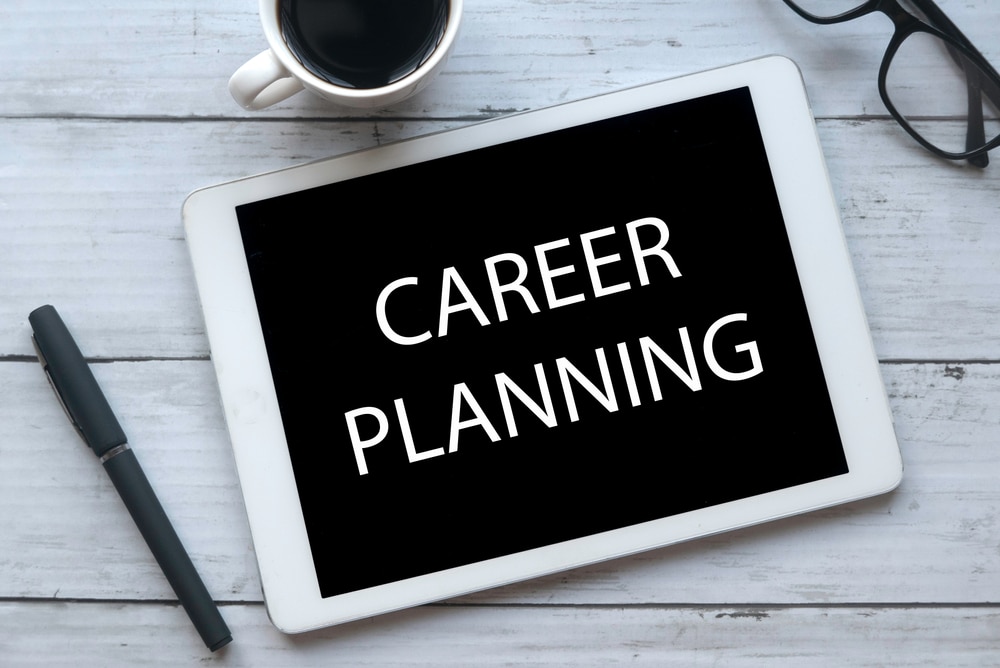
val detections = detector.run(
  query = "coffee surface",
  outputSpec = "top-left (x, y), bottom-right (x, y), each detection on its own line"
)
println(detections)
top-left (281, 0), bottom-right (449, 90)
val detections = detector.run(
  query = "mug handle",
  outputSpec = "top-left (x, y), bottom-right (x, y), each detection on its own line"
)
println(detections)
top-left (229, 50), bottom-right (305, 110)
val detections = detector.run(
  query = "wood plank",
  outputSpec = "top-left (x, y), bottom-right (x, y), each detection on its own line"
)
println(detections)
top-left (2, 1), bottom-right (997, 119)
top-left (2, 118), bottom-right (998, 360)
top-left (4, 2), bottom-right (997, 665)
top-left (0, 117), bottom-right (383, 359)
top-left (2, 360), bottom-right (997, 604)
top-left (1, 601), bottom-right (998, 666)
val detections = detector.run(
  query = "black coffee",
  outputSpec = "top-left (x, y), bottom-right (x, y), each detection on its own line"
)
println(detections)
top-left (280, 0), bottom-right (449, 90)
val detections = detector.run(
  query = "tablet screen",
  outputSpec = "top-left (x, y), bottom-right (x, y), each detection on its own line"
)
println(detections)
top-left (235, 86), bottom-right (849, 599)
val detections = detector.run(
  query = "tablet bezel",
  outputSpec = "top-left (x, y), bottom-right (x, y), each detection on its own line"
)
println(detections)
top-left (184, 55), bottom-right (902, 633)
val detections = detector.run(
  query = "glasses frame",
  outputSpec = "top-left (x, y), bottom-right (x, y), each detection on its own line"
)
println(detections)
top-left (783, 0), bottom-right (1000, 167)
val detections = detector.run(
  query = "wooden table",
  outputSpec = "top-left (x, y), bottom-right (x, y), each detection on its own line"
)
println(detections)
top-left (2, 1), bottom-right (998, 664)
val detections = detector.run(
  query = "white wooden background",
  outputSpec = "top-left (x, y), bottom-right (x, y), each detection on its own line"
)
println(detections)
top-left (2, 0), bottom-right (998, 665)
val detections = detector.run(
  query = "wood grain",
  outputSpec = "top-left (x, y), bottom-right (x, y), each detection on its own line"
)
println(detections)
top-left (1, 0), bottom-right (997, 663)
top-left (1, 602), bottom-right (998, 666)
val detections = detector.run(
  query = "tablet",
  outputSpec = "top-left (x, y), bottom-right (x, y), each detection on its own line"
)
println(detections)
top-left (184, 56), bottom-right (902, 634)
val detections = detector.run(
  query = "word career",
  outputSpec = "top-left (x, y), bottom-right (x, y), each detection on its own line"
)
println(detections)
top-left (375, 217), bottom-right (682, 345)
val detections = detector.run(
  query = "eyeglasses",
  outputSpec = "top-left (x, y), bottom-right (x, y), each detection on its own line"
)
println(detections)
top-left (782, 0), bottom-right (1000, 168)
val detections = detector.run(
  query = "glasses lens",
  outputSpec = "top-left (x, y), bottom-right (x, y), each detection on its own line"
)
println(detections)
top-left (786, 1), bottom-right (867, 19)
top-left (885, 31), bottom-right (1000, 156)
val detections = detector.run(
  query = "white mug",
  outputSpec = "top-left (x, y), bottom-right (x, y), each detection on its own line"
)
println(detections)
top-left (230, 0), bottom-right (463, 110)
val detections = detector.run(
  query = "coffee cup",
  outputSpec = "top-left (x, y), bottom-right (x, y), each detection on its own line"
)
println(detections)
top-left (230, 0), bottom-right (463, 110)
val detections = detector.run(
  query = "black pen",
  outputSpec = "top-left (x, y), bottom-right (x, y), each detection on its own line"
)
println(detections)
top-left (28, 305), bottom-right (232, 652)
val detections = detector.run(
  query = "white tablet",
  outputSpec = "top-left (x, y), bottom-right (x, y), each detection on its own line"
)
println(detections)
top-left (184, 56), bottom-right (902, 634)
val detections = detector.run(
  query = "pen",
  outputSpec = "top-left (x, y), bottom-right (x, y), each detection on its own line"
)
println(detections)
top-left (28, 305), bottom-right (233, 652)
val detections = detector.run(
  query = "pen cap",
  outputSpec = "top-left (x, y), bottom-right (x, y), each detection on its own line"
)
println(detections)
top-left (29, 305), bottom-right (128, 457)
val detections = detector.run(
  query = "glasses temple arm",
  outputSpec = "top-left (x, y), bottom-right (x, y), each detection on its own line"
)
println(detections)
top-left (937, 43), bottom-right (990, 167)
top-left (911, 0), bottom-right (996, 165)
top-left (909, 0), bottom-right (1000, 83)
top-left (963, 68), bottom-right (989, 167)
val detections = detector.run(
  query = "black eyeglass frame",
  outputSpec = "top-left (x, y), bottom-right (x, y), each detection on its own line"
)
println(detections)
top-left (782, 0), bottom-right (1000, 168)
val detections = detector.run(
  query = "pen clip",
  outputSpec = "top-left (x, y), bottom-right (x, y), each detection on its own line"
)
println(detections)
top-left (29, 304), bottom-right (128, 456)
top-left (32, 334), bottom-right (88, 446)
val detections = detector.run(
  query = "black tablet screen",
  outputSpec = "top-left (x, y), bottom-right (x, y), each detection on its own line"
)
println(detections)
top-left (236, 86), bottom-right (848, 598)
